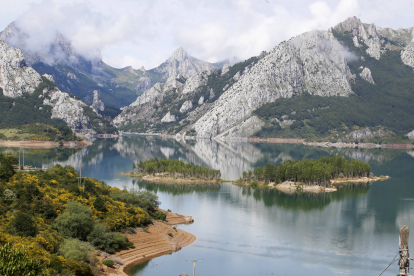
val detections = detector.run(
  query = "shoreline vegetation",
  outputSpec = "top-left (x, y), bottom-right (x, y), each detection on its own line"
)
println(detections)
top-left (127, 158), bottom-right (221, 184)
top-left (0, 152), bottom-right (196, 276)
top-left (232, 156), bottom-right (390, 193)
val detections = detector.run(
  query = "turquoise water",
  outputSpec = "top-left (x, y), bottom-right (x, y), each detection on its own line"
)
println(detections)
top-left (2, 135), bottom-right (414, 276)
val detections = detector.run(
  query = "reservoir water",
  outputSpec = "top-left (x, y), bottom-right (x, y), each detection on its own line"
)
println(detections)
top-left (2, 135), bottom-right (414, 276)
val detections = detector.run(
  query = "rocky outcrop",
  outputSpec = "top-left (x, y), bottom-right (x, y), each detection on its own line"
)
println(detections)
top-left (406, 130), bottom-right (414, 140)
top-left (401, 41), bottom-right (414, 69)
top-left (333, 17), bottom-right (382, 59)
top-left (194, 30), bottom-right (354, 138)
top-left (135, 77), bottom-right (152, 92)
top-left (198, 96), bottom-right (204, 105)
top-left (359, 67), bottom-right (375, 84)
top-left (221, 64), bottom-right (230, 75)
top-left (130, 83), bottom-right (162, 107)
top-left (179, 101), bottom-right (193, 113)
top-left (91, 90), bottom-right (105, 112)
top-left (154, 47), bottom-right (218, 78)
top-left (43, 87), bottom-right (96, 136)
top-left (161, 112), bottom-right (176, 123)
top-left (182, 71), bottom-right (209, 94)
top-left (346, 127), bottom-right (393, 140)
top-left (0, 39), bottom-right (42, 97)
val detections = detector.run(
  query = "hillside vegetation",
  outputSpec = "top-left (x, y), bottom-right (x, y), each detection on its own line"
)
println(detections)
top-left (0, 153), bottom-right (160, 275)
top-left (0, 123), bottom-right (83, 142)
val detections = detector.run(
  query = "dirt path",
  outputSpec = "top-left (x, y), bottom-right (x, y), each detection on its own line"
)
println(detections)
top-left (0, 140), bottom-right (92, 149)
top-left (100, 211), bottom-right (195, 276)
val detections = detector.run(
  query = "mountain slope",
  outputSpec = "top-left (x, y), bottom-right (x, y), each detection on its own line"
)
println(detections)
top-left (113, 17), bottom-right (414, 142)
top-left (0, 22), bottom-right (222, 110)
top-left (0, 39), bottom-right (115, 137)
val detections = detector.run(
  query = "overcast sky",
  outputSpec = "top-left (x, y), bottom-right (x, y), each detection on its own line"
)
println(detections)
top-left (1, 0), bottom-right (413, 70)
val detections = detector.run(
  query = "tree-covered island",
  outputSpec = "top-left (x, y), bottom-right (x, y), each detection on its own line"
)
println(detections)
top-left (127, 157), bottom-right (222, 183)
top-left (235, 156), bottom-right (389, 192)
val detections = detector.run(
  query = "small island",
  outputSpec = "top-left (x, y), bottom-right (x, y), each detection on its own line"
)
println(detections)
top-left (233, 156), bottom-right (390, 193)
top-left (124, 157), bottom-right (222, 183)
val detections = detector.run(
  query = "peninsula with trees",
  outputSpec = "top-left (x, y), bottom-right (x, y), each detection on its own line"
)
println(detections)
top-left (125, 157), bottom-right (222, 183)
top-left (235, 156), bottom-right (389, 192)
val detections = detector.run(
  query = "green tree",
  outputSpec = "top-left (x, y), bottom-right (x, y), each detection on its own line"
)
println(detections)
top-left (0, 243), bottom-right (47, 276)
top-left (0, 153), bottom-right (15, 182)
top-left (54, 202), bottom-right (94, 240)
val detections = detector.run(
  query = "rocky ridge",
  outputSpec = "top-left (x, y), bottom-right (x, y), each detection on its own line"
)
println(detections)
top-left (193, 30), bottom-right (354, 138)
top-left (0, 38), bottom-right (100, 137)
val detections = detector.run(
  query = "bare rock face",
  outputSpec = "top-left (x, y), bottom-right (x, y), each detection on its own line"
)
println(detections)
top-left (135, 77), bottom-right (152, 92)
top-left (406, 130), bottom-right (414, 140)
top-left (0, 39), bottom-right (42, 97)
top-left (130, 83), bottom-right (162, 107)
top-left (179, 100), bottom-right (193, 113)
top-left (215, 116), bottom-right (265, 139)
top-left (221, 64), bottom-right (230, 75)
top-left (333, 17), bottom-right (382, 60)
top-left (43, 87), bottom-right (96, 136)
top-left (346, 127), bottom-right (393, 140)
top-left (194, 30), bottom-right (354, 138)
top-left (154, 47), bottom-right (218, 78)
top-left (359, 67), bottom-right (375, 84)
top-left (91, 90), bottom-right (105, 112)
top-left (401, 41), bottom-right (414, 69)
top-left (182, 71), bottom-right (209, 94)
top-left (198, 96), bottom-right (204, 105)
top-left (161, 111), bottom-right (176, 123)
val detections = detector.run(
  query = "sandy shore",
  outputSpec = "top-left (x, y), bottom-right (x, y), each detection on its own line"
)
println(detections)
top-left (233, 176), bottom-right (390, 193)
top-left (122, 172), bottom-right (221, 184)
top-left (99, 210), bottom-right (195, 276)
top-left (0, 140), bottom-right (92, 149)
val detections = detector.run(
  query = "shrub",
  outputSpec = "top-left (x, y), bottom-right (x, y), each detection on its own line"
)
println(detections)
top-left (369, 172), bottom-right (374, 177)
top-left (338, 173), bottom-right (345, 178)
top-left (54, 202), bottom-right (94, 240)
top-left (88, 223), bottom-right (130, 253)
top-left (10, 211), bottom-right (37, 237)
top-left (168, 233), bottom-right (173, 237)
top-left (3, 189), bottom-right (16, 204)
top-left (103, 259), bottom-right (114, 267)
top-left (59, 239), bottom-right (94, 263)
top-left (93, 196), bottom-right (107, 212)
top-left (42, 202), bottom-right (58, 220)
top-left (153, 210), bottom-right (166, 221)
top-left (251, 181), bottom-right (259, 187)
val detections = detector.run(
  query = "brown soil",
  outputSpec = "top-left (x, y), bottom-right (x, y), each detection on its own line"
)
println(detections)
top-left (0, 140), bottom-right (92, 149)
top-left (122, 173), bottom-right (220, 184)
top-left (99, 210), bottom-right (195, 276)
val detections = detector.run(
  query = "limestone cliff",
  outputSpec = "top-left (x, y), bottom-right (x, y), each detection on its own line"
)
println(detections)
top-left (193, 30), bottom-right (354, 138)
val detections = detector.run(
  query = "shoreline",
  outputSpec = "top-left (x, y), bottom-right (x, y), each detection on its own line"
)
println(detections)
top-left (99, 210), bottom-right (195, 276)
top-left (122, 133), bottom-right (414, 149)
top-left (0, 140), bottom-right (92, 149)
top-left (233, 176), bottom-right (390, 193)
top-left (122, 172), bottom-right (221, 184)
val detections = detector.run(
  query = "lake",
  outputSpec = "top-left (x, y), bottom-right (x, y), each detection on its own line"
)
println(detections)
top-left (2, 135), bottom-right (414, 276)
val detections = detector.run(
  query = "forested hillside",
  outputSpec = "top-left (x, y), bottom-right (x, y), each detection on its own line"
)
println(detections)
top-left (0, 153), bottom-right (161, 275)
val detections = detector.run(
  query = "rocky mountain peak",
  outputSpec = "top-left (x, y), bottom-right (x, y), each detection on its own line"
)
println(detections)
top-left (169, 47), bottom-right (188, 62)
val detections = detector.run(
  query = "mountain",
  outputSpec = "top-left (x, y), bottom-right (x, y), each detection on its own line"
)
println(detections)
top-left (114, 17), bottom-right (414, 143)
top-left (0, 22), bottom-right (222, 110)
top-left (0, 39), bottom-right (115, 137)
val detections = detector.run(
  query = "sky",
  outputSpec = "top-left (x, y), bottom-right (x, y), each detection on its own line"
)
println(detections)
top-left (0, 0), bottom-right (413, 70)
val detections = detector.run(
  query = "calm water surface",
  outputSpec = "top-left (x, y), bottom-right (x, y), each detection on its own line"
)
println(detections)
top-left (2, 135), bottom-right (414, 276)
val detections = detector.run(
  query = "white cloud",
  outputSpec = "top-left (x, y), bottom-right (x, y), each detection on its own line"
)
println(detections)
top-left (0, 0), bottom-right (413, 69)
